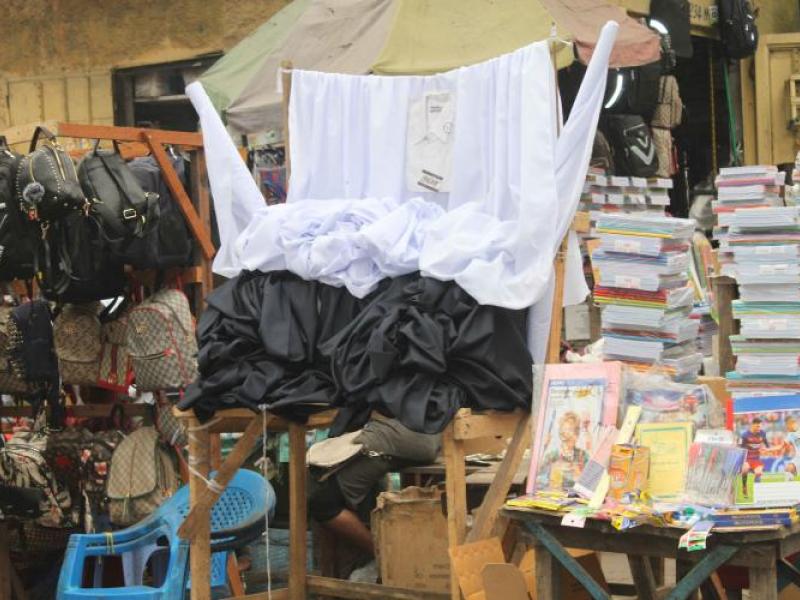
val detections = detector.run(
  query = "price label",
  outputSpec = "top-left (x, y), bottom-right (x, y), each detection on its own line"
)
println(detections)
top-left (628, 194), bottom-right (646, 205)
top-left (614, 275), bottom-right (642, 289)
top-left (630, 177), bottom-right (647, 188)
top-left (610, 176), bottom-right (630, 187)
top-left (594, 175), bottom-right (608, 187)
top-left (760, 264), bottom-right (790, 275)
top-left (607, 193), bottom-right (625, 205)
top-left (591, 193), bottom-right (606, 205)
top-left (613, 239), bottom-right (642, 254)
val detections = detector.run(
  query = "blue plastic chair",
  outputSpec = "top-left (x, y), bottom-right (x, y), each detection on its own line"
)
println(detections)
top-left (57, 469), bottom-right (276, 599)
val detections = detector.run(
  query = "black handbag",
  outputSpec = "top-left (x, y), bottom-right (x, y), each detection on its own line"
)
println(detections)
top-left (36, 211), bottom-right (126, 303)
top-left (604, 115), bottom-right (659, 178)
top-left (78, 142), bottom-right (160, 256)
top-left (0, 138), bottom-right (37, 281)
top-left (718, 0), bottom-right (758, 59)
top-left (121, 155), bottom-right (193, 269)
top-left (16, 127), bottom-right (87, 223)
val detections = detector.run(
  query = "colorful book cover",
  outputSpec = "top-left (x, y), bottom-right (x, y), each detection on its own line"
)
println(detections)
top-left (634, 421), bottom-right (693, 499)
top-left (527, 362), bottom-right (622, 495)
top-left (733, 394), bottom-right (800, 507)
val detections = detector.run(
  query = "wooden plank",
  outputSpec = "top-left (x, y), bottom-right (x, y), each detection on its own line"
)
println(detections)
top-left (546, 235), bottom-right (569, 363)
top-left (57, 122), bottom-right (202, 147)
top-left (533, 539), bottom-right (561, 600)
top-left (573, 211), bottom-right (591, 234)
top-left (42, 79), bottom-right (68, 123)
top-left (443, 423), bottom-right (467, 600)
top-left (188, 416), bottom-right (212, 600)
top-left (452, 409), bottom-right (523, 441)
top-left (740, 57), bottom-right (757, 165)
top-left (172, 409), bottom-right (337, 434)
top-left (628, 554), bottom-right (658, 600)
top-left (8, 81), bottom-right (43, 127)
top-left (288, 422), bottom-right (308, 600)
top-left (465, 413), bottom-right (531, 543)
top-left (224, 589), bottom-right (289, 600)
top-left (145, 133), bottom-right (216, 260)
top-left (711, 276), bottom-right (738, 376)
top-left (226, 554), bottom-right (245, 597)
top-left (749, 563), bottom-right (778, 600)
top-left (281, 60), bottom-right (293, 185)
top-left (306, 576), bottom-right (450, 600)
top-left (65, 77), bottom-right (91, 124)
top-left (179, 417), bottom-right (264, 540)
top-left (190, 148), bottom-right (213, 315)
top-left (754, 35), bottom-right (773, 164)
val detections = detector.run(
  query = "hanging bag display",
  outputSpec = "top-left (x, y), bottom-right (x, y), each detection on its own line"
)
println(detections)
top-left (604, 115), bottom-right (660, 178)
top-left (78, 141), bottom-right (160, 256)
top-left (15, 126), bottom-right (87, 223)
top-left (0, 139), bottom-right (37, 281)
top-left (127, 288), bottom-right (197, 391)
top-left (7, 299), bottom-right (59, 385)
top-left (106, 426), bottom-right (178, 526)
top-left (53, 303), bottom-right (102, 386)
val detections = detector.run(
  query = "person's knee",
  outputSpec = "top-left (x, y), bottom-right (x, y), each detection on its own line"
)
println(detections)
top-left (309, 480), bottom-right (345, 523)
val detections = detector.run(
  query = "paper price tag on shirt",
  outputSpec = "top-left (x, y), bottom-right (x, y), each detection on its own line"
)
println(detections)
top-left (613, 239), bottom-right (642, 254)
top-left (614, 275), bottom-right (642, 289)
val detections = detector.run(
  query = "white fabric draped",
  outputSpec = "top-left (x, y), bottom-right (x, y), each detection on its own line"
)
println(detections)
top-left (187, 21), bottom-right (617, 360)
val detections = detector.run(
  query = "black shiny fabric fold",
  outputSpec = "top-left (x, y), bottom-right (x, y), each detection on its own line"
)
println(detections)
top-left (178, 271), bottom-right (532, 433)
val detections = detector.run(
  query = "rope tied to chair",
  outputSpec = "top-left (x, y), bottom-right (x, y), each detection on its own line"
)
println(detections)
top-left (186, 455), bottom-right (225, 495)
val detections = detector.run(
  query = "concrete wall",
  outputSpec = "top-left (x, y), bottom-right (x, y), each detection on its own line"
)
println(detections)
top-left (0, 0), bottom-right (290, 130)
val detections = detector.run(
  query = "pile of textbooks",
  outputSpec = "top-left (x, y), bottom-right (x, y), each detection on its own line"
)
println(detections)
top-left (581, 170), bottom-right (672, 223)
top-left (712, 166), bottom-right (800, 397)
top-left (592, 213), bottom-right (702, 380)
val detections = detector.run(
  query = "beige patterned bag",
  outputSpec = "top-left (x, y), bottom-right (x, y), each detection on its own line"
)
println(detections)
top-left (127, 289), bottom-right (197, 391)
top-left (53, 303), bottom-right (102, 386)
top-left (106, 426), bottom-right (179, 526)
top-left (97, 308), bottom-right (134, 393)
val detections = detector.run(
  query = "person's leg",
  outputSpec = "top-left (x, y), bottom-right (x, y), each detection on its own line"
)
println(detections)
top-left (321, 508), bottom-right (375, 555)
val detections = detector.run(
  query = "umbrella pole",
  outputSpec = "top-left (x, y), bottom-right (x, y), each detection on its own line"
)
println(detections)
top-left (281, 59), bottom-right (293, 187)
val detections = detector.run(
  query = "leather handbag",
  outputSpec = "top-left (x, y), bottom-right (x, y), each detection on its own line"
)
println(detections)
top-left (78, 142), bottom-right (160, 256)
top-left (106, 426), bottom-right (178, 527)
top-left (127, 289), bottom-right (198, 391)
top-left (15, 127), bottom-right (87, 223)
top-left (53, 303), bottom-right (102, 386)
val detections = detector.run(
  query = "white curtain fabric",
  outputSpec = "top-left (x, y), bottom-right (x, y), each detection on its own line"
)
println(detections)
top-left (188, 21), bottom-right (617, 359)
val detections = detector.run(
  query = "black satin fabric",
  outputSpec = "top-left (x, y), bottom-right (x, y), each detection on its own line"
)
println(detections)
top-left (178, 271), bottom-right (533, 433)
top-left (178, 271), bottom-right (364, 422)
top-left (321, 274), bottom-right (532, 435)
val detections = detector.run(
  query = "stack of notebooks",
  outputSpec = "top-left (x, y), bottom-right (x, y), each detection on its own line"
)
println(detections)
top-left (580, 170), bottom-right (672, 224)
top-left (711, 166), bottom-right (800, 397)
top-left (592, 213), bottom-right (702, 380)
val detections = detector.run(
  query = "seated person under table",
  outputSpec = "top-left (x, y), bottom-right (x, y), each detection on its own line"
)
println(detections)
top-left (308, 417), bottom-right (440, 577)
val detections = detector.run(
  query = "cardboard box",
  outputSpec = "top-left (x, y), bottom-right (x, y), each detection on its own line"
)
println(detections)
top-left (608, 444), bottom-right (650, 501)
top-left (371, 486), bottom-right (450, 592)
top-left (450, 537), bottom-right (607, 600)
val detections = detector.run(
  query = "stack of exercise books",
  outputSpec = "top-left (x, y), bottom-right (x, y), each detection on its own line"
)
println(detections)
top-left (711, 166), bottom-right (800, 397)
top-left (580, 170), bottom-right (672, 224)
top-left (592, 213), bottom-right (702, 380)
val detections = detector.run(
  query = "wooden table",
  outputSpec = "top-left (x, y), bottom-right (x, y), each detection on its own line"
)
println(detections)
top-left (503, 507), bottom-right (800, 600)
top-left (175, 406), bottom-right (531, 600)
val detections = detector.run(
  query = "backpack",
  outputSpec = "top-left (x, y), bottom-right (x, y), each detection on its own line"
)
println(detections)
top-left (97, 302), bottom-right (135, 393)
top-left (0, 139), bottom-right (38, 282)
top-left (43, 426), bottom-right (92, 514)
top-left (53, 303), bottom-right (102, 386)
top-left (78, 144), bottom-right (160, 257)
top-left (604, 115), bottom-right (660, 178)
top-left (122, 155), bottom-right (194, 269)
top-left (604, 63), bottom-right (662, 120)
top-left (127, 289), bottom-right (198, 391)
top-left (36, 211), bottom-right (127, 303)
top-left (0, 306), bottom-right (30, 395)
top-left (719, 0), bottom-right (758, 59)
top-left (81, 428), bottom-right (126, 519)
top-left (15, 127), bottom-right (87, 223)
top-left (106, 426), bottom-right (178, 526)
top-left (0, 416), bottom-right (75, 528)
top-left (7, 300), bottom-right (59, 385)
